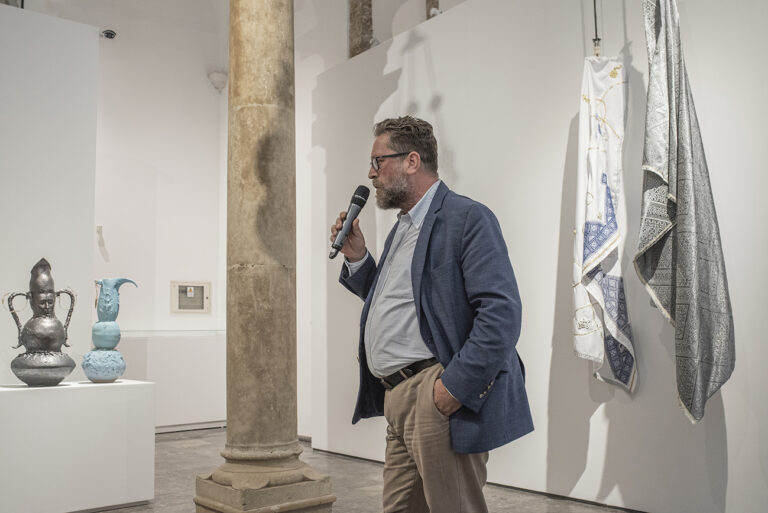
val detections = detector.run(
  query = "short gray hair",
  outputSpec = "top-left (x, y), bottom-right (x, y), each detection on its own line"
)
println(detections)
top-left (373, 116), bottom-right (438, 174)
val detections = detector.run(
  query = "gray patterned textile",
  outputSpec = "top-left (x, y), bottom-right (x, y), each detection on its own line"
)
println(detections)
top-left (636, 0), bottom-right (734, 422)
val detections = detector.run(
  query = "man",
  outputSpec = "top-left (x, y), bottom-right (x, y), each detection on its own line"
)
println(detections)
top-left (330, 116), bottom-right (533, 513)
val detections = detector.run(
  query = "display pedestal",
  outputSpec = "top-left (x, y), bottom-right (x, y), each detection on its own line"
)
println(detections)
top-left (0, 379), bottom-right (155, 513)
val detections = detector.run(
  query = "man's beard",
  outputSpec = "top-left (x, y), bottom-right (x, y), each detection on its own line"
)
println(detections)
top-left (375, 171), bottom-right (410, 210)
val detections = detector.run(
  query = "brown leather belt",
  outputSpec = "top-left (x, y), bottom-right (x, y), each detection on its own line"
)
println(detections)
top-left (380, 358), bottom-right (438, 390)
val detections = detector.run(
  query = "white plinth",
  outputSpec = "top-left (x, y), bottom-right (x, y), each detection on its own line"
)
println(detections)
top-left (0, 379), bottom-right (155, 513)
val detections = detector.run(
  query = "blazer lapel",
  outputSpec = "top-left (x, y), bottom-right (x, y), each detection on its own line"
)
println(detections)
top-left (412, 182), bottom-right (449, 318)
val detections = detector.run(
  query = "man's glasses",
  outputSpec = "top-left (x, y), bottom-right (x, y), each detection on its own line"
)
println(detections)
top-left (370, 152), bottom-right (409, 171)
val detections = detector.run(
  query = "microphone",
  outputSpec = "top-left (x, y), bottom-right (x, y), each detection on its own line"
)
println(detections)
top-left (329, 185), bottom-right (370, 259)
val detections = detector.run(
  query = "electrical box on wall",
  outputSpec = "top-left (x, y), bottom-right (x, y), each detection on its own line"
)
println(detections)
top-left (170, 281), bottom-right (211, 314)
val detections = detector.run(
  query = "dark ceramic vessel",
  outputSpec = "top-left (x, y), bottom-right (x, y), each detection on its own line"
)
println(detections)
top-left (6, 259), bottom-right (76, 386)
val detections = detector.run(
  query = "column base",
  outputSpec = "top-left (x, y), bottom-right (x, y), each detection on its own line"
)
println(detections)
top-left (194, 460), bottom-right (335, 513)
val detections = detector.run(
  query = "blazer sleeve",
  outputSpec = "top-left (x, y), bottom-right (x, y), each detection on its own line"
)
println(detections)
top-left (339, 253), bottom-right (377, 301)
top-left (439, 203), bottom-right (522, 414)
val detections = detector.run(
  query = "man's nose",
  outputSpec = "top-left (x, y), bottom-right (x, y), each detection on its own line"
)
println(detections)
top-left (368, 166), bottom-right (377, 179)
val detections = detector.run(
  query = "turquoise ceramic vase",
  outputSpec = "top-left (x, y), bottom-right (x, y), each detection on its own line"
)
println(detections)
top-left (82, 278), bottom-right (136, 383)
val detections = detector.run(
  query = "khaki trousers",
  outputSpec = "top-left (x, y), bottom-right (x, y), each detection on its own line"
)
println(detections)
top-left (382, 363), bottom-right (489, 513)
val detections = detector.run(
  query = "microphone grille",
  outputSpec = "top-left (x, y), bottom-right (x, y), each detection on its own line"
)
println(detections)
top-left (351, 185), bottom-right (370, 206)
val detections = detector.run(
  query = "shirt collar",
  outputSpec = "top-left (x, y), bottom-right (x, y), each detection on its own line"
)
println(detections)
top-left (398, 179), bottom-right (441, 229)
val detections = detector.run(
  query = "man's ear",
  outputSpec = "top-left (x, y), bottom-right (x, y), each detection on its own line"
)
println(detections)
top-left (404, 151), bottom-right (421, 175)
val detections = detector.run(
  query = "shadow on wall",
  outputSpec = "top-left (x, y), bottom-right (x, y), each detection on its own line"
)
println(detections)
top-left (546, 113), bottom-right (612, 494)
top-left (311, 37), bottom-right (401, 454)
top-left (395, 28), bottom-right (454, 186)
top-left (309, 17), bottom-right (454, 458)
top-left (94, 154), bottom-right (159, 330)
top-left (612, 13), bottom-right (729, 511)
top-left (376, 0), bottom-right (411, 44)
top-left (547, 3), bottom-right (729, 510)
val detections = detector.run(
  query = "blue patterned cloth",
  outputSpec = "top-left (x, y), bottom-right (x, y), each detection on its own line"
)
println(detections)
top-left (573, 56), bottom-right (637, 391)
top-left (583, 174), bottom-right (619, 266)
top-left (588, 268), bottom-right (635, 386)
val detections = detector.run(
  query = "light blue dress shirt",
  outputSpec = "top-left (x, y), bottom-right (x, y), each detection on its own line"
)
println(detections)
top-left (346, 180), bottom-right (442, 378)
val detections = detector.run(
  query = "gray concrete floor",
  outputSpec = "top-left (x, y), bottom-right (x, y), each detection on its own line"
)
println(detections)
top-left (108, 428), bottom-right (634, 513)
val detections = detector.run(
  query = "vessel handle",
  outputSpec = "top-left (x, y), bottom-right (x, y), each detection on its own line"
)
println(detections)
top-left (7, 292), bottom-right (28, 348)
top-left (57, 289), bottom-right (76, 347)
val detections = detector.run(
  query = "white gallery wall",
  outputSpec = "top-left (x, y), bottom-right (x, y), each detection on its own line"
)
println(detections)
top-left (295, 0), bottom-right (468, 436)
top-left (7, 0), bottom-right (466, 434)
top-left (372, 0), bottom-right (467, 43)
top-left (19, 0), bottom-right (230, 429)
top-left (4, 0), bottom-right (767, 510)
top-left (294, 0), bottom-right (349, 441)
top-left (308, 0), bottom-right (768, 512)
top-left (25, 0), bottom-right (230, 333)
top-left (0, 5), bottom-right (98, 384)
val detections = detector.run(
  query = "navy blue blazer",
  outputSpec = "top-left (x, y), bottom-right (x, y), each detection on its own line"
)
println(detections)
top-left (340, 182), bottom-right (534, 454)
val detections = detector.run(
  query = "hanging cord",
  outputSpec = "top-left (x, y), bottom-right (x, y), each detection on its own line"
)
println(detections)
top-left (592, 0), bottom-right (601, 56)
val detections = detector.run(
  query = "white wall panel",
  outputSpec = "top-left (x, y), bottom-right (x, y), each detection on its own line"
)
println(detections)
top-left (0, 5), bottom-right (98, 385)
top-left (26, 0), bottom-right (229, 332)
top-left (309, 0), bottom-right (768, 511)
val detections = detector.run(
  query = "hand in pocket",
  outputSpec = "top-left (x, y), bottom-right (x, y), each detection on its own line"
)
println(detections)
top-left (433, 378), bottom-right (461, 417)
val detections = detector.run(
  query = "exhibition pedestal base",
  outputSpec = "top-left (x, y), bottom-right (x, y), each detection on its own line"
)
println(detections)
top-left (0, 379), bottom-right (155, 513)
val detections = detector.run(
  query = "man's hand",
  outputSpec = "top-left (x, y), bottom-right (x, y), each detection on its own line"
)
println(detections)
top-left (330, 211), bottom-right (367, 262)
top-left (433, 378), bottom-right (462, 417)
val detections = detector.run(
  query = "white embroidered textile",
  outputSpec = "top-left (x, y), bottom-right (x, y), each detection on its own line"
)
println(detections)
top-left (573, 56), bottom-right (636, 391)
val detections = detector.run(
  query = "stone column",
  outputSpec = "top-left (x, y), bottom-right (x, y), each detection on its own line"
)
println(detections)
top-left (348, 0), bottom-right (373, 58)
top-left (427, 0), bottom-right (440, 19)
top-left (194, 1), bottom-right (334, 512)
